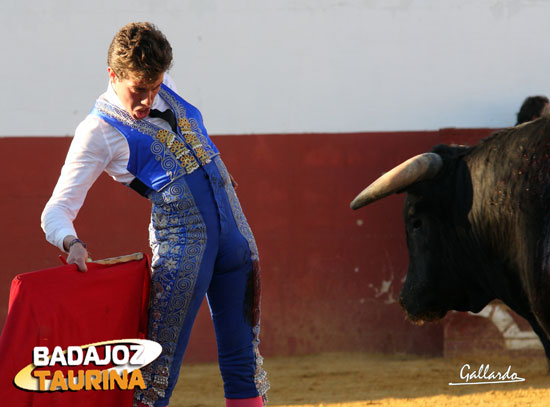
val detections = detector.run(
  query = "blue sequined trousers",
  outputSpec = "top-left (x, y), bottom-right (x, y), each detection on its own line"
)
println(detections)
top-left (133, 156), bottom-right (269, 406)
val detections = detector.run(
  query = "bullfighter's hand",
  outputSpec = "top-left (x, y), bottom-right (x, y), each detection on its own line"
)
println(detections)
top-left (63, 235), bottom-right (89, 273)
top-left (67, 243), bottom-right (88, 272)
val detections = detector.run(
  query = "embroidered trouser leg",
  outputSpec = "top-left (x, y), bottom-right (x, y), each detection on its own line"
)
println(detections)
top-left (207, 158), bottom-right (269, 401)
top-left (207, 216), bottom-right (259, 399)
top-left (134, 171), bottom-right (219, 406)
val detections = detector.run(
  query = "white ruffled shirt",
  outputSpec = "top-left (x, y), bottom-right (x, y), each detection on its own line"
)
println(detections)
top-left (41, 74), bottom-right (179, 251)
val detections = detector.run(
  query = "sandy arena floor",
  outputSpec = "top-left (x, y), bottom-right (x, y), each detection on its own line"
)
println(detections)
top-left (170, 352), bottom-right (550, 407)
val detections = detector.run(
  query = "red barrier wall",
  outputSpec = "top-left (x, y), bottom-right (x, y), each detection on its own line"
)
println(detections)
top-left (0, 129), bottom-right (494, 362)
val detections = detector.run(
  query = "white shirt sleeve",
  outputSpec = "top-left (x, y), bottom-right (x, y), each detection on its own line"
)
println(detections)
top-left (41, 116), bottom-right (114, 251)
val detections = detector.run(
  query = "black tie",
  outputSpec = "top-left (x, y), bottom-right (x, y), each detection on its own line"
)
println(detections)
top-left (150, 108), bottom-right (178, 133)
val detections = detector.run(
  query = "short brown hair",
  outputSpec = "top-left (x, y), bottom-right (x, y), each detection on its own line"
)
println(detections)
top-left (108, 22), bottom-right (173, 82)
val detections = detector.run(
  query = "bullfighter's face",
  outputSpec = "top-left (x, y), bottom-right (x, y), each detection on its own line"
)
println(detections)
top-left (108, 68), bottom-right (164, 120)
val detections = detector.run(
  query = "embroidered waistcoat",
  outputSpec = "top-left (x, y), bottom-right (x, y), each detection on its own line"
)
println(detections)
top-left (91, 84), bottom-right (219, 192)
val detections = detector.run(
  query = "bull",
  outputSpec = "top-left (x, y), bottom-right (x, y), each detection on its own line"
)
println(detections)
top-left (350, 119), bottom-right (550, 367)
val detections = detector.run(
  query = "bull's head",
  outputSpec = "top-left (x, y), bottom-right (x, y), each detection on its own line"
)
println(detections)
top-left (351, 150), bottom-right (489, 324)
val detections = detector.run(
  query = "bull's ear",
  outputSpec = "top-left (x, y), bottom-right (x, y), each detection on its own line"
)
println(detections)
top-left (350, 153), bottom-right (442, 210)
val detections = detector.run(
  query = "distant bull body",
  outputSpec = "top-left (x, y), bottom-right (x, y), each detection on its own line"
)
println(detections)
top-left (351, 118), bottom-right (550, 365)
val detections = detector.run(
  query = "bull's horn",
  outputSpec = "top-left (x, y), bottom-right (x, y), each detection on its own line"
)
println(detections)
top-left (350, 152), bottom-right (443, 210)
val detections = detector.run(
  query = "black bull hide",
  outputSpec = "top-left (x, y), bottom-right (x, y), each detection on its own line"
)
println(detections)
top-left (353, 118), bottom-right (550, 367)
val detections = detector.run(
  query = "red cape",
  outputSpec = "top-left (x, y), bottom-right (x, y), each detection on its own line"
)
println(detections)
top-left (0, 256), bottom-right (151, 407)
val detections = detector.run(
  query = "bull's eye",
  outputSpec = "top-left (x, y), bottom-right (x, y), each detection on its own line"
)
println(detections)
top-left (412, 219), bottom-right (422, 229)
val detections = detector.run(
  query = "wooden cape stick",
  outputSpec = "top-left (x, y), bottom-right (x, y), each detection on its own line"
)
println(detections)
top-left (91, 252), bottom-right (144, 265)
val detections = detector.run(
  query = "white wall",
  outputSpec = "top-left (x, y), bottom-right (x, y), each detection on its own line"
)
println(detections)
top-left (2, 0), bottom-right (550, 136)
